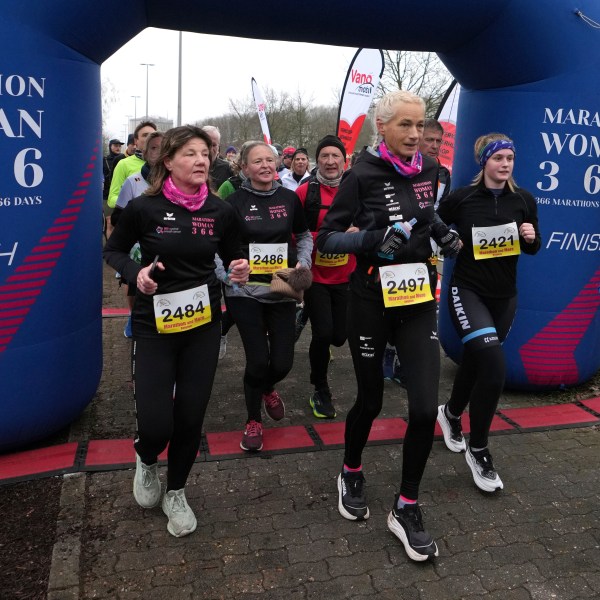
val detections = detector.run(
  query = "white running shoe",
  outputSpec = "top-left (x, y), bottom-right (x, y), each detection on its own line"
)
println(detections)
top-left (162, 489), bottom-right (197, 537)
top-left (133, 454), bottom-right (161, 508)
top-left (466, 447), bottom-right (504, 492)
top-left (437, 404), bottom-right (467, 453)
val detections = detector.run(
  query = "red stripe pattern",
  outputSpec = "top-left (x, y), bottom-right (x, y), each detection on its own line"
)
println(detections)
top-left (519, 268), bottom-right (600, 386)
top-left (0, 147), bottom-right (97, 354)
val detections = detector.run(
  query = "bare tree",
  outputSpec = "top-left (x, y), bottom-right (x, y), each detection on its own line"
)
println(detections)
top-left (378, 50), bottom-right (452, 116)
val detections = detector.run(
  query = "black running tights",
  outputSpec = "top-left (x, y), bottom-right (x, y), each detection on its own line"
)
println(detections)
top-left (132, 321), bottom-right (220, 491)
top-left (344, 292), bottom-right (439, 500)
top-left (226, 297), bottom-right (296, 422)
top-left (303, 282), bottom-right (349, 390)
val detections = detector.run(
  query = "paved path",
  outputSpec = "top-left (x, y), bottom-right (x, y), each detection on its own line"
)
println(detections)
top-left (10, 264), bottom-right (600, 599)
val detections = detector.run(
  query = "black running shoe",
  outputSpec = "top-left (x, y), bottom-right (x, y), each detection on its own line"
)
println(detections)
top-left (310, 388), bottom-right (336, 419)
top-left (387, 496), bottom-right (439, 562)
top-left (337, 471), bottom-right (369, 520)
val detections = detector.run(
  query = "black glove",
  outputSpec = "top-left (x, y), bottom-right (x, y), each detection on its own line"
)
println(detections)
top-left (438, 229), bottom-right (461, 258)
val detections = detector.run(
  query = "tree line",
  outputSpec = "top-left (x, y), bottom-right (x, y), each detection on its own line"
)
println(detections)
top-left (103, 51), bottom-right (452, 156)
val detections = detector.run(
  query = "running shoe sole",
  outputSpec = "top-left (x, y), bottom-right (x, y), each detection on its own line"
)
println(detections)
top-left (336, 474), bottom-right (369, 521)
top-left (387, 511), bottom-right (439, 562)
top-left (465, 450), bottom-right (504, 492)
top-left (437, 404), bottom-right (467, 453)
top-left (240, 440), bottom-right (263, 452)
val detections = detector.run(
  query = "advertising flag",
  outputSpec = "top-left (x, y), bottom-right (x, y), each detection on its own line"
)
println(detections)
top-left (337, 48), bottom-right (384, 160)
top-left (435, 80), bottom-right (461, 173)
top-left (251, 77), bottom-right (272, 144)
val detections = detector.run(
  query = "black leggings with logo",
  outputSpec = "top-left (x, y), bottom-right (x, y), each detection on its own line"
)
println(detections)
top-left (447, 286), bottom-right (516, 448)
top-left (344, 291), bottom-right (439, 500)
top-left (133, 320), bottom-right (221, 491)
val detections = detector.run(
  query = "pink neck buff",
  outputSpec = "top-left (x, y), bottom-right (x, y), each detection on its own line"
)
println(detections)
top-left (162, 175), bottom-right (208, 212)
top-left (377, 141), bottom-right (423, 178)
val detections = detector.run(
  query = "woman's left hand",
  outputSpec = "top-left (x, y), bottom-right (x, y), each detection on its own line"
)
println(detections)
top-left (228, 258), bottom-right (250, 285)
top-left (519, 222), bottom-right (536, 243)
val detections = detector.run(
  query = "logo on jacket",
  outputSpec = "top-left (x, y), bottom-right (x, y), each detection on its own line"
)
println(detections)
top-left (164, 212), bottom-right (176, 221)
top-left (250, 204), bottom-right (258, 211)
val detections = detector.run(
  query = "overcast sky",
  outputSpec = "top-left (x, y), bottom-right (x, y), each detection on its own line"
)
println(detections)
top-left (101, 28), bottom-right (358, 140)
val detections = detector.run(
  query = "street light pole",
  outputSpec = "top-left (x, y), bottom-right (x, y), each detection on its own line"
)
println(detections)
top-left (131, 95), bottom-right (140, 125)
top-left (177, 32), bottom-right (182, 127)
top-left (140, 63), bottom-right (155, 118)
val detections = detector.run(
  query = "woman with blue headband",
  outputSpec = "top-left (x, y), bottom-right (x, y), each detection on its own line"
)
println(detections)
top-left (436, 132), bottom-right (541, 492)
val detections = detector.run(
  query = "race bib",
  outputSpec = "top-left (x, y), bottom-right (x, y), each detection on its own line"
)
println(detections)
top-left (250, 243), bottom-right (288, 274)
top-left (153, 284), bottom-right (211, 334)
top-left (472, 222), bottom-right (520, 260)
top-left (315, 251), bottom-right (349, 267)
top-left (379, 263), bottom-right (433, 308)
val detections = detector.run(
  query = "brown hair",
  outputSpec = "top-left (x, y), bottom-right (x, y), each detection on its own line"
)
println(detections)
top-left (145, 126), bottom-right (213, 196)
top-left (472, 132), bottom-right (517, 191)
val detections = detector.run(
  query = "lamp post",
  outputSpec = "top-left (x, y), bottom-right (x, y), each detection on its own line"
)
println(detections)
top-left (140, 63), bottom-right (155, 118)
top-left (131, 95), bottom-right (140, 126)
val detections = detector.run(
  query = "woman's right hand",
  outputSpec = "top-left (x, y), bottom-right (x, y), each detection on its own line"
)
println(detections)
top-left (137, 261), bottom-right (164, 295)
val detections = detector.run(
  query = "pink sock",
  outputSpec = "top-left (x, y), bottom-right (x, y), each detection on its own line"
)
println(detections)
top-left (343, 464), bottom-right (362, 473)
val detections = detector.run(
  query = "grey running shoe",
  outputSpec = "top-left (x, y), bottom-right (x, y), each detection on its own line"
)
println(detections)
top-left (162, 488), bottom-right (197, 537)
top-left (133, 454), bottom-right (161, 508)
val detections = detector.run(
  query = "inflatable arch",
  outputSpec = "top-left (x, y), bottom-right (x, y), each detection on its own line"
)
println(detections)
top-left (1, 1), bottom-right (599, 450)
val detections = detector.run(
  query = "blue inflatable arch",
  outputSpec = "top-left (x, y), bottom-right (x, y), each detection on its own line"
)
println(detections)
top-left (1, 1), bottom-right (599, 451)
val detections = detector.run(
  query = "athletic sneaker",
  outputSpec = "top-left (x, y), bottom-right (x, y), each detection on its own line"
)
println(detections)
top-left (383, 346), bottom-right (395, 381)
top-left (466, 447), bottom-right (504, 492)
top-left (309, 388), bottom-right (336, 419)
top-left (437, 404), bottom-right (467, 453)
top-left (240, 420), bottom-right (263, 452)
top-left (133, 454), bottom-right (161, 509)
top-left (218, 335), bottom-right (227, 360)
top-left (124, 315), bottom-right (132, 338)
top-left (387, 496), bottom-right (439, 562)
top-left (337, 472), bottom-right (370, 520)
top-left (263, 390), bottom-right (285, 421)
top-left (162, 488), bottom-right (197, 537)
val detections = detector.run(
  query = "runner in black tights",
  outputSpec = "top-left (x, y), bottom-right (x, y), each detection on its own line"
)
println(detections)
top-left (317, 91), bottom-right (460, 562)
top-left (436, 132), bottom-right (540, 492)
top-left (103, 126), bottom-right (249, 538)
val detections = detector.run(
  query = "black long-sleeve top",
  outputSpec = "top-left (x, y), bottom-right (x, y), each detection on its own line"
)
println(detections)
top-left (103, 191), bottom-right (244, 337)
top-left (437, 182), bottom-right (541, 298)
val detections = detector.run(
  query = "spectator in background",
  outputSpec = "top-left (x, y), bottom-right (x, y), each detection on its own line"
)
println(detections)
top-left (420, 118), bottom-right (451, 208)
top-left (202, 125), bottom-right (233, 191)
top-left (108, 121), bottom-right (158, 209)
top-left (225, 146), bottom-right (238, 162)
top-left (280, 147), bottom-right (311, 191)
top-left (111, 133), bottom-right (137, 173)
top-left (103, 138), bottom-right (124, 201)
top-left (279, 146), bottom-right (295, 178)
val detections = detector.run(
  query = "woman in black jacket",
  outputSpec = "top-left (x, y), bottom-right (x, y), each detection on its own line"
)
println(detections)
top-left (104, 126), bottom-right (249, 538)
top-left (436, 132), bottom-right (540, 493)
top-left (317, 90), bottom-right (460, 562)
